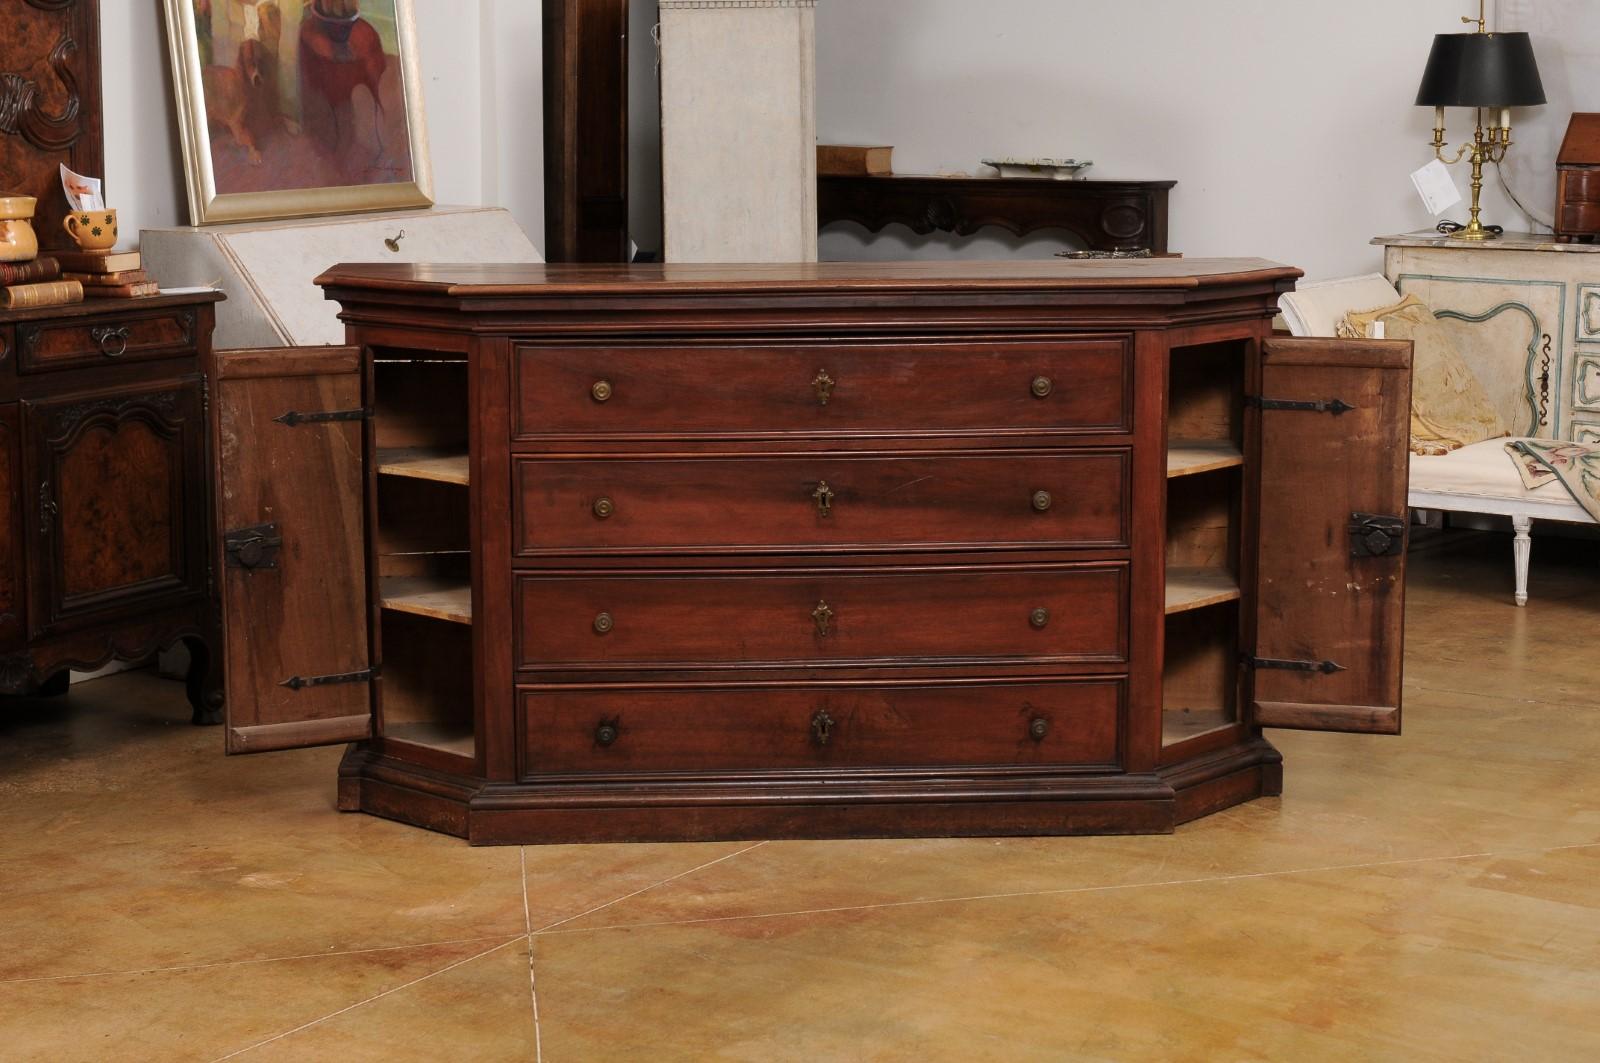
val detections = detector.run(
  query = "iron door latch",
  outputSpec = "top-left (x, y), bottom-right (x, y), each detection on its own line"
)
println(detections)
top-left (1244, 655), bottom-right (1347, 675)
top-left (1246, 395), bottom-right (1354, 415)
top-left (279, 667), bottom-right (379, 691)
top-left (224, 523), bottom-right (282, 569)
top-left (1348, 513), bottom-right (1406, 558)
top-left (273, 407), bottom-right (372, 427)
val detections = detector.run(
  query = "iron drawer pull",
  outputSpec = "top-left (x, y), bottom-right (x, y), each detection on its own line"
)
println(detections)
top-left (593, 612), bottom-right (614, 635)
top-left (595, 720), bottom-right (620, 747)
top-left (1029, 607), bottom-right (1050, 629)
top-left (1031, 375), bottom-right (1053, 398)
top-left (91, 326), bottom-right (129, 358)
top-left (1029, 717), bottom-right (1050, 742)
top-left (1031, 490), bottom-right (1053, 512)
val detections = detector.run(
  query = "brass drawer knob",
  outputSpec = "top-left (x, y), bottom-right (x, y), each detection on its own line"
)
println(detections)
top-left (1031, 490), bottom-right (1053, 512)
top-left (1029, 607), bottom-right (1050, 629)
top-left (595, 720), bottom-right (620, 747)
top-left (593, 612), bottom-right (614, 634)
top-left (812, 599), bottom-right (834, 637)
top-left (1031, 375), bottom-right (1053, 399)
top-left (811, 708), bottom-right (835, 746)
top-left (813, 369), bottom-right (836, 406)
top-left (1029, 716), bottom-right (1050, 742)
top-left (591, 379), bottom-right (614, 403)
top-left (593, 496), bottom-right (615, 520)
top-left (812, 480), bottom-right (835, 517)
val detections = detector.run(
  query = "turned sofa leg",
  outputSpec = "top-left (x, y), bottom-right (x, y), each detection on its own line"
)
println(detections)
top-left (1512, 514), bottom-right (1532, 607)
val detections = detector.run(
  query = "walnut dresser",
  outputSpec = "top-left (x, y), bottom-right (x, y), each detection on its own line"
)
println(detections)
top-left (213, 261), bottom-right (1413, 844)
top-left (0, 292), bottom-right (224, 718)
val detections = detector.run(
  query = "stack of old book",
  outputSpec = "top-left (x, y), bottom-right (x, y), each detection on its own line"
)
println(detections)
top-left (0, 255), bottom-right (83, 310)
top-left (59, 249), bottom-right (159, 300)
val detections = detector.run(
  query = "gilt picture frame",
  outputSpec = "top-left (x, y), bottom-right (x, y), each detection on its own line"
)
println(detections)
top-left (160, 0), bottom-right (433, 225)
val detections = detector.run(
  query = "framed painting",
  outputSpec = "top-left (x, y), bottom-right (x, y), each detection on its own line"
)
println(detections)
top-left (161, 0), bottom-right (433, 225)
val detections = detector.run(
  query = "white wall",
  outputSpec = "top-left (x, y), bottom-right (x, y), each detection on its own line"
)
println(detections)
top-left (1499, 0), bottom-right (1600, 229)
top-left (813, 0), bottom-right (1560, 281)
top-left (101, 0), bottom-right (543, 251)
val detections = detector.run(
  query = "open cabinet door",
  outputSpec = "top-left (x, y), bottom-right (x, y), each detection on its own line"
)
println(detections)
top-left (216, 347), bottom-right (372, 753)
top-left (1249, 337), bottom-right (1412, 735)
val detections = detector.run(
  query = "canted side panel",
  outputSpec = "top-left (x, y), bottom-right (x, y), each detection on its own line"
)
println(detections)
top-left (217, 349), bottom-right (372, 753)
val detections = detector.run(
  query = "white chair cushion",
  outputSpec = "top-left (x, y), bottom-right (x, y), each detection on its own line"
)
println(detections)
top-left (1410, 438), bottom-right (1592, 515)
top-left (1278, 274), bottom-right (1404, 338)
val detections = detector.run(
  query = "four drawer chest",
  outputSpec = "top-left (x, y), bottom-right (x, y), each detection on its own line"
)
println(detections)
top-left (214, 260), bottom-right (1413, 844)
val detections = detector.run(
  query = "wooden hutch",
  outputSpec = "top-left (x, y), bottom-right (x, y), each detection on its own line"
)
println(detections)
top-left (214, 260), bottom-right (1411, 844)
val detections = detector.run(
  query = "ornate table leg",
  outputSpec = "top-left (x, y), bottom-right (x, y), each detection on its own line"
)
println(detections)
top-left (183, 633), bottom-right (224, 725)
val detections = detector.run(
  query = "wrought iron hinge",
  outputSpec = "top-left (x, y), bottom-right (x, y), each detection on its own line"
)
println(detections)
top-left (280, 667), bottom-right (379, 691)
top-left (200, 374), bottom-right (211, 419)
top-left (273, 407), bottom-right (372, 427)
top-left (1348, 512), bottom-right (1406, 558)
top-left (38, 482), bottom-right (56, 536)
top-left (224, 522), bottom-right (282, 569)
top-left (1246, 396), bottom-right (1355, 415)
top-left (1244, 655), bottom-right (1347, 675)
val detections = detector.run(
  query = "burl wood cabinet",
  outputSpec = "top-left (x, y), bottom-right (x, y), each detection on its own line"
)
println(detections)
top-left (0, 292), bottom-right (223, 717)
top-left (216, 261), bottom-right (1412, 844)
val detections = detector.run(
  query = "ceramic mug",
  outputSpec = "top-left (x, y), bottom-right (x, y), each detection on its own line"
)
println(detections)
top-left (0, 195), bottom-right (39, 263)
top-left (63, 208), bottom-right (118, 251)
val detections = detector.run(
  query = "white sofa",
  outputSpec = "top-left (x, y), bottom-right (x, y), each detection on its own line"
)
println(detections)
top-left (1280, 274), bottom-right (1595, 607)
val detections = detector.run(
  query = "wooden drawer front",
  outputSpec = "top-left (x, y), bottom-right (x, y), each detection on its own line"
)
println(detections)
top-left (516, 451), bottom-right (1128, 557)
top-left (514, 338), bottom-right (1130, 441)
top-left (516, 563), bottom-right (1127, 670)
top-left (522, 678), bottom-right (1124, 775)
top-left (16, 307), bottom-right (198, 372)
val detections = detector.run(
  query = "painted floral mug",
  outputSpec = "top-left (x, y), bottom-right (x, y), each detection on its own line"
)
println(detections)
top-left (0, 195), bottom-right (39, 263)
top-left (63, 208), bottom-right (118, 251)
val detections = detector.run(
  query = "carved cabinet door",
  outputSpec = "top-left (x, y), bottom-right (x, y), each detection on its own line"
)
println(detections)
top-left (22, 378), bottom-right (208, 639)
top-left (1249, 338), bottom-right (1413, 735)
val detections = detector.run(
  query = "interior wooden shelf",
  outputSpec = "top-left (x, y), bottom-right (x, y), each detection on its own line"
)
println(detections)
top-left (1161, 708), bottom-right (1235, 746)
top-left (376, 448), bottom-right (470, 486)
top-left (1165, 567), bottom-right (1241, 615)
top-left (383, 721), bottom-right (475, 758)
top-left (1167, 440), bottom-right (1244, 478)
top-left (380, 576), bottom-right (472, 624)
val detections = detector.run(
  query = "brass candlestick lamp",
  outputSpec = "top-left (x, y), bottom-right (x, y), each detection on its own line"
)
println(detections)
top-left (1415, 1), bottom-right (1546, 240)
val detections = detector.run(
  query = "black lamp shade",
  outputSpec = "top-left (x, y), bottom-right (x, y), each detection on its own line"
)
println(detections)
top-left (1416, 32), bottom-right (1546, 107)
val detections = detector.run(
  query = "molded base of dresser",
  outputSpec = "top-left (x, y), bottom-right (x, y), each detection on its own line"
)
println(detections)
top-left (336, 737), bottom-right (1283, 845)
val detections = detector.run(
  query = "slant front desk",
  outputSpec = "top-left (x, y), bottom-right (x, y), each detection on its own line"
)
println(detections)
top-left (214, 260), bottom-right (1413, 844)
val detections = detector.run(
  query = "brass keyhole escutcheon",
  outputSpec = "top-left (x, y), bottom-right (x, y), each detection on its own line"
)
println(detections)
top-left (591, 379), bottom-right (614, 403)
top-left (811, 708), bottom-right (835, 746)
top-left (593, 496), bottom-right (615, 520)
top-left (1031, 490), bottom-right (1053, 512)
top-left (383, 229), bottom-right (406, 252)
top-left (813, 369), bottom-right (836, 406)
top-left (812, 599), bottom-right (834, 637)
top-left (1029, 607), bottom-right (1050, 629)
top-left (812, 480), bottom-right (835, 517)
top-left (1031, 375), bottom-right (1053, 399)
top-left (593, 612), bottom-right (614, 634)
top-left (1029, 716), bottom-right (1050, 742)
top-left (595, 720), bottom-right (620, 747)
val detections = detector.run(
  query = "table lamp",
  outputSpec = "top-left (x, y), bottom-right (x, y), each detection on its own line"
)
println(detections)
top-left (1415, 2), bottom-right (1545, 240)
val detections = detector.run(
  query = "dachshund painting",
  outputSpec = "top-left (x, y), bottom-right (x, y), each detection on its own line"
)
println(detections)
top-left (299, 0), bottom-right (391, 163)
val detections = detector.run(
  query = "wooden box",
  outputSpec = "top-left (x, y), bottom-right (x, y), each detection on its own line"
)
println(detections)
top-left (1555, 113), bottom-right (1600, 243)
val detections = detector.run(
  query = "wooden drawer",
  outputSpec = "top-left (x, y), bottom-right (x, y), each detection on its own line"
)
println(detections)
top-left (16, 306), bottom-right (198, 373)
top-left (521, 678), bottom-right (1123, 775)
top-left (515, 450), bottom-right (1129, 557)
top-left (515, 563), bottom-right (1127, 670)
top-left (514, 338), bottom-right (1130, 441)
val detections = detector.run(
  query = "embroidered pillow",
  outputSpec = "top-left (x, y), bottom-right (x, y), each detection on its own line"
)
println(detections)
top-left (1341, 294), bottom-right (1508, 455)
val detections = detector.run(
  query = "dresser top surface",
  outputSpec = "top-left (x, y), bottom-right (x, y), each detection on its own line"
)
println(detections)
top-left (0, 290), bottom-right (225, 324)
top-left (1373, 230), bottom-right (1600, 254)
top-left (315, 258), bottom-right (1301, 298)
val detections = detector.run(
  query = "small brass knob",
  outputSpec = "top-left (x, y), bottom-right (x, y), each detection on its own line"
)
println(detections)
top-left (1031, 490), bottom-right (1053, 512)
top-left (593, 612), bottom-right (614, 634)
top-left (1029, 607), bottom-right (1050, 629)
top-left (1029, 716), bottom-right (1050, 742)
top-left (591, 380), bottom-right (614, 403)
top-left (595, 720), bottom-right (620, 747)
top-left (1031, 375), bottom-right (1053, 399)
top-left (593, 496), bottom-right (615, 519)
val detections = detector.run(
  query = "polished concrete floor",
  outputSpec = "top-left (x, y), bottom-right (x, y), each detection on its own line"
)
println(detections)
top-left (2, 529), bottom-right (1598, 1062)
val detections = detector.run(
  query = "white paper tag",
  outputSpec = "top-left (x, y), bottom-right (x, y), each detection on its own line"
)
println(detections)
top-left (1410, 159), bottom-right (1461, 216)
top-left (60, 163), bottom-right (104, 212)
